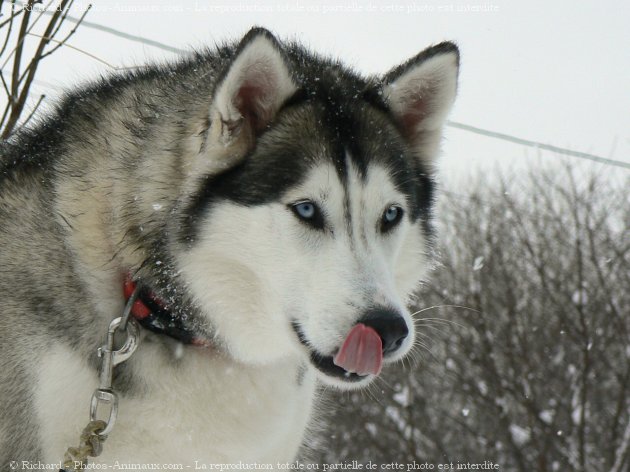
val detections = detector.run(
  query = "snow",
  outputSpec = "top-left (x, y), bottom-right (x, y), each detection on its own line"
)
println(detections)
top-left (539, 410), bottom-right (554, 424)
top-left (571, 288), bottom-right (589, 305)
top-left (571, 404), bottom-right (582, 426)
top-left (509, 424), bottom-right (531, 446)
top-left (174, 342), bottom-right (184, 359)
top-left (393, 386), bottom-right (410, 407)
top-left (473, 256), bottom-right (485, 271)
top-left (364, 423), bottom-right (377, 437)
top-left (551, 349), bottom-right (565, 365)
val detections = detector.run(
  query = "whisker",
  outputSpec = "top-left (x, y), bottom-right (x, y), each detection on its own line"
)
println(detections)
top-left (415, 323), bottom-right (452, 338)
top-left (414, 331), bottom-right (435, 340)
top-left (406, 347), bottom-right (423, 368)
top-left (365, 382), bottom-right (383, 404)
top-left (411, 340), bottom-right (440, 364)
top-left (410, 304), bottom-right (480, 317)
top-left (379, 374), bottom-right (395, 390)
top-left (415, 317), bottom-right (468, 330)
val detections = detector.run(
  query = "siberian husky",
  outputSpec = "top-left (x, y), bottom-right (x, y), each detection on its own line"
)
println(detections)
top-left (0, 28), bottom-right (459, 468)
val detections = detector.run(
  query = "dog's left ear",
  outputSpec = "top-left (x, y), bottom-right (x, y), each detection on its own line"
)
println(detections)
top-left (382, 42), bottom-right (459, 162)
top-left (211, 28), bottom-right (297, 148)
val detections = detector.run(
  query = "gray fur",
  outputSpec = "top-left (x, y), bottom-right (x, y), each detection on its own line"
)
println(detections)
top-left (0, 28), bottom-right (458, 465)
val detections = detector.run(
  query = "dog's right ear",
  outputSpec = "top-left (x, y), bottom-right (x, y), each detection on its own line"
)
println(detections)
top-left (210, 28), bottom-right (297, 149)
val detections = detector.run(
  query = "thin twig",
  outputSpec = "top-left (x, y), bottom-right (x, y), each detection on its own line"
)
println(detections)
top-left (0, 1), bottom-right (18, 58)
top-left (610, 418), bottom-right (630, 472)
top-left (9, 0), bottom-right (32, 98)
top-left (16, 0), bottom-right (63, 86)
top-left (2, 0), bottom-right (67, 138)
top-left (1, 0), bottom-right (51, 70)
top-left (39, 1), bottom-right (90, 60)
top-left (0, 69), bottom-right (10, 98)
top-left (46, 0), bottom-right (72, 39)
top-left (26, 32), bottom-right (142, 71)
top-left (0, 82), bottom-right (10, 126)
top-left (0, 2), bottom-right (24, 29)
top-left (13, 91), bottom-right (44, 130)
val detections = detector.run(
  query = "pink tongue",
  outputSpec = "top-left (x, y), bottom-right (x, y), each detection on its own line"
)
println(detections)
top-left (333, 324), bottom-right (383, 376)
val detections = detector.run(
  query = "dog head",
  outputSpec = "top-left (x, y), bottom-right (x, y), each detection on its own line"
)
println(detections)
top-left (175, 28), bottom-right (459, 388)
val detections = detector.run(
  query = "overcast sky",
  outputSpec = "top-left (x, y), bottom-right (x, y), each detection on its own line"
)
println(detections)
top-left (12, 0), bottom-right (630, 181)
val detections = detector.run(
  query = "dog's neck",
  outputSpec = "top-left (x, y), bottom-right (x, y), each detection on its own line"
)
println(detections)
top-left (123, 275), bottom-right (212, 348)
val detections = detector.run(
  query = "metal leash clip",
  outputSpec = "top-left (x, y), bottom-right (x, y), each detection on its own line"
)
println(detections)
top-left (61, 286), bottom-right (142, 471)
top-left (90, 313), bottom-right (140, 435)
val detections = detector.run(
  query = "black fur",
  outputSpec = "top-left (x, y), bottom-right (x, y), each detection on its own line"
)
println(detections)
top-left (180, 41), bottom-right (438, 244)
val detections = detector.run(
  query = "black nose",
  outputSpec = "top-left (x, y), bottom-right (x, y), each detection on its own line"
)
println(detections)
top-left (359, 308), bottom-right (409, 356)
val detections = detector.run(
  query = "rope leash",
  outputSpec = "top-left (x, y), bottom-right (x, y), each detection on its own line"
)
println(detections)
top-left (60, 287), bottom-right (141, 471)
top-left (60, 420), bottom-right (107, 469)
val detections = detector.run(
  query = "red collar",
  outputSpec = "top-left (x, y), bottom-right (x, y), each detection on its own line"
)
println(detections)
top-left (123, 275), bottom-right (211, 347)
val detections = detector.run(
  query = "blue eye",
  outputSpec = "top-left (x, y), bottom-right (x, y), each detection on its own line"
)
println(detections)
top-left (290, 200), bottom-right (324, 230)
top-left (381, 205), bottom-right (403, 232)
top-left (384, 206), bottom-right (399, 222)
top-left (295, 202), bottom-right (315, 219)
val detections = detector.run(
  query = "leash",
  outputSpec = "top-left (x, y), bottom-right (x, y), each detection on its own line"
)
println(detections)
top-left (59, 285), bottom-right (141, 471)
top-left (58, 275), bottom-right (212, 470)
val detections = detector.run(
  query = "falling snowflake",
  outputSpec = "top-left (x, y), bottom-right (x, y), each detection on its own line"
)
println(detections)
top-left (393, 386), bottom-right (410, 407)
top-left (473, 256), bottom-right (485, 271)
top-left (509, 424), bottom-right (531, 446)
top-left (539, 410), bottom-right (554, 424)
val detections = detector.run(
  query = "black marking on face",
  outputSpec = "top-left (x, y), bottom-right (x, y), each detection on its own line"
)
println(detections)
top-left (289, 200), bottom-right (326, 231)
top-left (296, 362), bottom-right (307, 387)
top-left (179, 143), bottom-right (311, 244)
top-left (381, 204), bottom-right (405, 234)
top-left (342, 149), bottom-right (354, 241)
top-left (180, 51), bottom-right (437, 245)
top-left (300, 88), bottom-right (430, 226)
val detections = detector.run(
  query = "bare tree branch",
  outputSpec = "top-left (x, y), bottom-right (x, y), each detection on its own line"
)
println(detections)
top-left (317, 164), bottom-right (628, 471)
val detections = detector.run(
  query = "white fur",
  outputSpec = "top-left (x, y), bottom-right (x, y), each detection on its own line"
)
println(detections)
top-left (30, 35), bottom-right (454, 467)
top-left (384, 50), bottom-right (459, 164)
top-left (36, 343), bottom-right (315, 466)
top-left (212, 34), bottom-right (297, 142)
top-left (179, 157), bottom-right (425, 390)
top-left (385, 51), bottom-right (458, 131)
top-left (36, 135), bottom-right (432, 469)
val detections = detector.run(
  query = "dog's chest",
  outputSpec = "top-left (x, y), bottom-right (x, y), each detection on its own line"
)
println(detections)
top-left (36, 343), bottom-right (316, 466)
